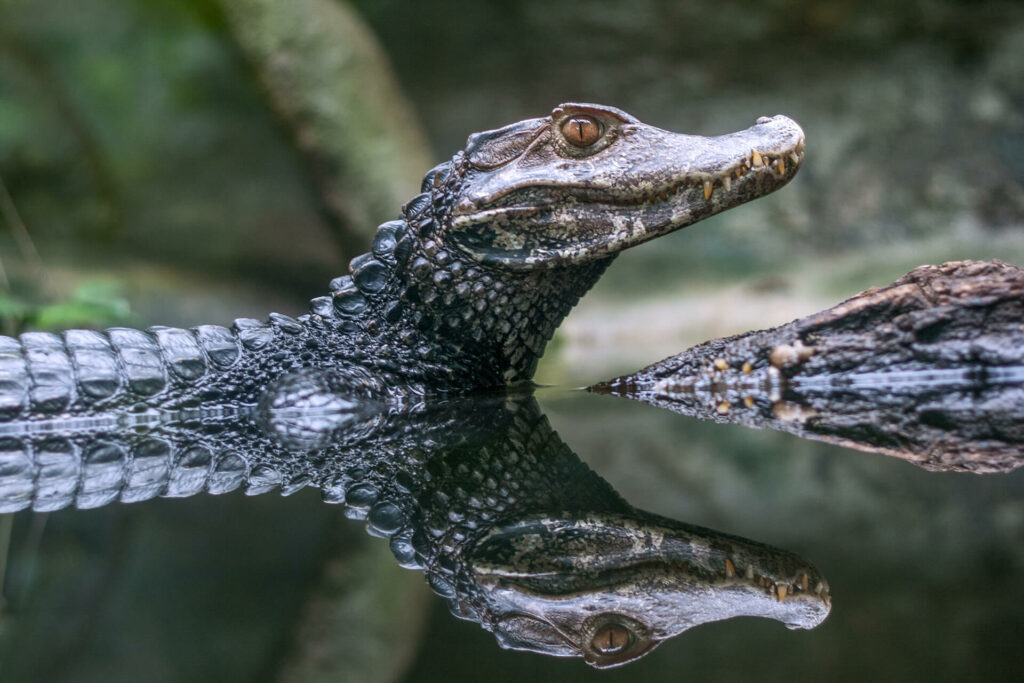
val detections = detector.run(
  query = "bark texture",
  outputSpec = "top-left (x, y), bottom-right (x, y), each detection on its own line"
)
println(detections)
top-left (593, 260), bottom-right (1024, 473)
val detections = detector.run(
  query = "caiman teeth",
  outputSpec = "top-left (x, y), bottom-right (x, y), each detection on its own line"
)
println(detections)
top-left (464, 134), bottom-right (805, 216)
top-left (594, 136), bottom-right (804, 206)
top-left (719, 557), bottom-right (827, 604)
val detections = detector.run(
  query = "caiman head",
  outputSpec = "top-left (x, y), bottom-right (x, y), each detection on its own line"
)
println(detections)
top-left (436, 102), bottom-right (805, 268)
top-left (342, 103), bottom-right (806, 387)
top-left (462, 512), bottom-right (830, 668)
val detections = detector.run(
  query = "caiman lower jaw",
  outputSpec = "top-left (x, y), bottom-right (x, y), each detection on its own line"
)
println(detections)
top-left (452, 143), bottom-right (803, 224)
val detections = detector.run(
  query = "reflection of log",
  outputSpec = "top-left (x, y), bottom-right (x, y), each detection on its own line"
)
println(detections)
top-left (218, 0), bottom-right (433, 255)
top-left (591, 260), bottom-right (1024, 473)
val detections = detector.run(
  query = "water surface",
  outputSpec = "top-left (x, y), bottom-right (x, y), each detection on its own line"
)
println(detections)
top-left (1, 384), bottom-right (1021, 681)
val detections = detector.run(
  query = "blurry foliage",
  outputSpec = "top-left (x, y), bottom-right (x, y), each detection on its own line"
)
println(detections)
top-left (0, 0), bottom-right (429, 308)
top-left (0, 279), bottom-right (131, 336)
top-left (0, 0), bottom-right (346, 289)
top-left (0, 0), bottom-right (1020, 302)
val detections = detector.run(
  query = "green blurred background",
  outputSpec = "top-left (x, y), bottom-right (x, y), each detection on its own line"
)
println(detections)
top-left (1, 0), bottom-right (1023, 681)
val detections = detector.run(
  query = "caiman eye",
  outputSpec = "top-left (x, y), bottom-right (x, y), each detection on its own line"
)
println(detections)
top-left (590, 622), bottom-right (634, 655)
top-left (561, 115), bottom-right (601, 147)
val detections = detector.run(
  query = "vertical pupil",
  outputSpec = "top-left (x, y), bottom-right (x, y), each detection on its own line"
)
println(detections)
top-left (593, 624), bottom-right (630, 653)
top-left (562, 116), bottom-right (599, 146)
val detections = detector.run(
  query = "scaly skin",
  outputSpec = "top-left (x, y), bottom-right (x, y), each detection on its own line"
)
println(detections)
top-left (0, 103), bottom-right (805, 430)
top-left (0, 371), bottom-right (830, 667)
top-left (591, 260), bottom-right (1024, 473)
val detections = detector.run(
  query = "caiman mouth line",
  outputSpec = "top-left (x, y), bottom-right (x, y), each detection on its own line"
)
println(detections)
top-left (475, 554), bottom-right (830, 606)
top-left (452, 130), bottom-right (806, 226)
top-left (577, 141), bottom-right (806, 207)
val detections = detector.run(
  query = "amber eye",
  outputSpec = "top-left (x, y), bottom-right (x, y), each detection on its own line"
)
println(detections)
top-left (590, 622), bottom-right (633, 655)
top-left (561, 115), bottom-right (601, 147)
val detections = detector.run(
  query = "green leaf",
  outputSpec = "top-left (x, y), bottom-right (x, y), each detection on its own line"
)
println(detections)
top-left (30, 280), bottom-right (132, 330)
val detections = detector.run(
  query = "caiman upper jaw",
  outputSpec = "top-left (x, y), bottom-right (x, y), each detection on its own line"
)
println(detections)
top-left (447, 103), bottom-right (806, 268)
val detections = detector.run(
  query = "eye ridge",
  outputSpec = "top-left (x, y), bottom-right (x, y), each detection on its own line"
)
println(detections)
top-left (561, 115), bottom-right (601, 147)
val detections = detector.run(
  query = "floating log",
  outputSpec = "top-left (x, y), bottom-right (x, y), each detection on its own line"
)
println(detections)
top-left (591, 260), bottom-right (1024, 473)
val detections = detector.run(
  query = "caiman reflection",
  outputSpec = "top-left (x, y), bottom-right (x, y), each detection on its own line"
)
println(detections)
top-left (0, 372), bottom-right (830, 668)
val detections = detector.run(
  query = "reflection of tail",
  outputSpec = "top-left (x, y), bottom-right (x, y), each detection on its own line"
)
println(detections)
top-left (592, 260), bottom-right (1024, 472)
top-left (0, 430), bottom-right (286, 514)
top-left (0, 368), bottom-right (394, 514)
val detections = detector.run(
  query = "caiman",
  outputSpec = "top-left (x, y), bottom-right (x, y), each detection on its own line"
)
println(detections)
top-left (0, 103), bottom-right (805, 428)
top-left (0, 370), bottom-right (830, 667)
top-left (591, 260), bottom-right (1024, 473)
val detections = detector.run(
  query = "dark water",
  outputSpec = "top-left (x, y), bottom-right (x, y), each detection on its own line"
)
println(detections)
top-left (1, 380), bottom-right (1022, 682)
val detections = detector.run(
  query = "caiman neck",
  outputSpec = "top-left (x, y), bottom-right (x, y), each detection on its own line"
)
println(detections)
top-left (302, 158), bottom-right (615, 389)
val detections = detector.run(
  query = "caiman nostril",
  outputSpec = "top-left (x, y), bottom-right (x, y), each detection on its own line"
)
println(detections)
top-left (756, 116), bottom-right (773, 124)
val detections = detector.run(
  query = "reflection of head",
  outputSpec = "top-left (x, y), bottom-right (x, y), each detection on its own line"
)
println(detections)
top-left (465, 513), bottom-right (830, 668)
top-left (255, 375), bottom-right (831, 668)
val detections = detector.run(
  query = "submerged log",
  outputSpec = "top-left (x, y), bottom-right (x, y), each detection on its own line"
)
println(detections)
top-left (591, 260), bottom-right (1024, 473)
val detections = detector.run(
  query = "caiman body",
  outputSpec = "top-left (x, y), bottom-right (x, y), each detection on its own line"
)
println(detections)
top-left (592, 260), bottom-right (1024, 473)
top-left (0, 104), bottom-right (822, 667)
top-left (0, 373), bottom-right (830, 667)
top-left (0, 103), bottom-right (804, 430)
